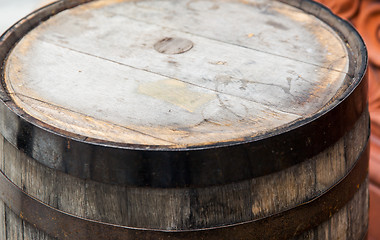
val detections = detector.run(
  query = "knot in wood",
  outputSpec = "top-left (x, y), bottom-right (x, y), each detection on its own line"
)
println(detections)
top-left (154, 37), bottom-right (194, 54)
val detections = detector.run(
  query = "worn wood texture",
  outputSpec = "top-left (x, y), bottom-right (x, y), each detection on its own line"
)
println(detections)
top-left (0, 181), bottom-right (369, 240)
top-left (0, 0), bottom-right (368, 239)
top-left (4, 0), bottom-right (350, 146)
top-left (293, 178), bottom-right (368, 240)
top-left (0, 110), bottom-right (369, 239)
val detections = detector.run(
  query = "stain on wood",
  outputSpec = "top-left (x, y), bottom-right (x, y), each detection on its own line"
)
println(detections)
top-left (154, 37), bottom-right (194, 54)
top-left (3, 0), bottom-right (350, 147)
top-left (0, 0), bottom-right (368, 239)
top-left (138, 78), bottom-right (216, 112)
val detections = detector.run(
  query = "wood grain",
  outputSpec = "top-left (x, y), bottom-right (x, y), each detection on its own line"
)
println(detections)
top-left (293, 178), bottom-right (368, 240)
top-left (4, 0), bottom-right (350, 146)
top-left (0, 0), bottom-right (368, 239)
top-left (0, 110), bottom-right (369, 235)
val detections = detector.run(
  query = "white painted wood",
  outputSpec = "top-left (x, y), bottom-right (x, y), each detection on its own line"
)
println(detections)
top-left (4, 0), bottom-right (350, 146)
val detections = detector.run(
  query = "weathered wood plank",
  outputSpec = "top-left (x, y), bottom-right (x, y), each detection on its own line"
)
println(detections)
top-left (4, 0), bottom-right (349, 146)
top-left (346, 178), bottom-right (369, 239)
top-left (345, 108), bottom-right (370, 168)
top-left (55, 173), bottom-right (86, 217)
top-left (315, 139), bottom-right (346, 191)
top-left (292, 178), bottom-right (368, 240)
top-left (22, 149), bottom-right (58, 208)
top-left (0, 110), bottom-right (368, 231)
top-left (0, 202), bottom-right (6, 240)
top-left (5, 206), bottom-right (23, 240)
top-left (23, 220), bottom-right (57, 240)
top-left (0, 0), bottom-right (368, 239)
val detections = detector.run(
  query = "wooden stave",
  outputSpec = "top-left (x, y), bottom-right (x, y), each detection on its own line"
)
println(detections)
top-left (0, 108), bottom-right (370, 233)
top-left (0, 182), bottom-right (369, 240)
top-left (0, 132), bottom-right (369, 239)
top-left (0, 0), bottom-right (370, 238)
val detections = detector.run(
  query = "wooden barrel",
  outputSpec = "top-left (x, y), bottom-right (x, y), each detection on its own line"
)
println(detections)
top-left (0, 0), bottom-right (368, 239)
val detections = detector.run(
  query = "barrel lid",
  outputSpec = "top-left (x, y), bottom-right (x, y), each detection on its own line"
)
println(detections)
top-left (3, 0), bottom-right (351, 148)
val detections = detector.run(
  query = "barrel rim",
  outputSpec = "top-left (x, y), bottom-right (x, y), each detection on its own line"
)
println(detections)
top-left (0, 0), bottom-right (369, 188)
top-left (0, 0), bottom-right (367, 151)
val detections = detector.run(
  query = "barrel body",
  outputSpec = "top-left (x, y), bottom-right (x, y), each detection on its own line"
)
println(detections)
top-left (0, 115), bottom-right (370, 240)
top-left (0, 0), bottom-right (368, 239)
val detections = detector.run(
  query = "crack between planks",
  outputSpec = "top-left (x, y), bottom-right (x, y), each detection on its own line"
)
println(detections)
top-left (109, 10), bottom-right (350, 75)
top-left (8, 92), bottom-right (177, 146)
top-left (42, 40), bottom-right (303, 119)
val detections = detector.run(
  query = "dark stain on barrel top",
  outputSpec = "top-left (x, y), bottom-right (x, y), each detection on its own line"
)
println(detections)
top-left (266, 20), bottom-right (289, 30)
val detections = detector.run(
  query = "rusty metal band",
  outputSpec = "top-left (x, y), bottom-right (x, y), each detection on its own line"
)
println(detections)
top-left (0, 145), bottom-right (369, 239)
top-left (0, 0), bottom-right (368, 188)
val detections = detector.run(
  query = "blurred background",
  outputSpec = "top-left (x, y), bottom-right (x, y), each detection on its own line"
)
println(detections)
top-left (0, 0), bottom-right (379, 239)
top-left (314, 1), bottom-right (380, 239)
top-left (0, 0), bottom-right (53, 34)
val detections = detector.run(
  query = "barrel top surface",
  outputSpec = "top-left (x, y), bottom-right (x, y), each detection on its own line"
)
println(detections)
top-left (3, 0), bottom-right (350, 148)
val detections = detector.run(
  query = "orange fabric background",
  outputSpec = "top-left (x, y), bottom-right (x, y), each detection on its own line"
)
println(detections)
top-left (315, 0), bottom-right (379, 239)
